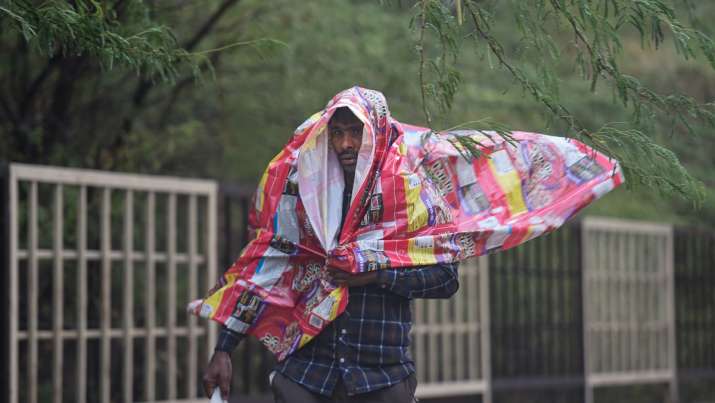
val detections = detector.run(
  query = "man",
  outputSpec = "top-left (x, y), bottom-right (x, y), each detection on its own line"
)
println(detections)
top-left (203, 106), bottom-right (459, 402)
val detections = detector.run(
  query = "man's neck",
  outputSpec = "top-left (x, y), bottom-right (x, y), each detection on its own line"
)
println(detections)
top-left (344, 170), bottom-right (355, 193)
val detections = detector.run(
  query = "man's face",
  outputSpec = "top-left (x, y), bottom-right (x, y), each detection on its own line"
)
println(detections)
top-left (328, 116), bottom-right (364, 174)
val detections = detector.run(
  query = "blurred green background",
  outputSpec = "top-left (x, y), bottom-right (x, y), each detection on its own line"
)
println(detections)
top-left (2, 0), bottom-right (713, 226)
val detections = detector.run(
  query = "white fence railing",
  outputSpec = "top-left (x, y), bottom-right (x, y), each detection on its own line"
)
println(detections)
top-left (6, 163), bottom-right (218, 403)
top-left (582, 217), bottom-right (678, 403)
top-left (4, 163), bottom-right (703, 403)
top-left (412, 256), bottom-right (492, 402)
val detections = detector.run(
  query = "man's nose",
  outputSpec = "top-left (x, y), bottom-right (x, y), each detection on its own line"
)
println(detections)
top-left (340, 135), bottom-right (355, 151)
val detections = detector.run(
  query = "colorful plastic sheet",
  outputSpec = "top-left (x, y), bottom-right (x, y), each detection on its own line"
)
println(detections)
top-left (188, 87), bottom-right (623, 361)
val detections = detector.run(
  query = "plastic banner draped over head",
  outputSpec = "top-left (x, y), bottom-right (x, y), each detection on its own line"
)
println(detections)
top-left (188, 86), bottom-right (624, 361)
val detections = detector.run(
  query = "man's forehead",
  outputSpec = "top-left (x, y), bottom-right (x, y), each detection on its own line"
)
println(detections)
top-left (328, 119), bottom-right (364, 129)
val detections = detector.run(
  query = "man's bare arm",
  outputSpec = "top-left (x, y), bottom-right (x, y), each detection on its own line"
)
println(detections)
top-left (202, 327), bottom-right (246, 399)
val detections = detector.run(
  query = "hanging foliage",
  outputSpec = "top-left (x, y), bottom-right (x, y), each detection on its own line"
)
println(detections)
top-left (410, 0), bottom-right (714, 202)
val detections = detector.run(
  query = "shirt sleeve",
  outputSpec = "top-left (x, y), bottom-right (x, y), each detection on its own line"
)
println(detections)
top-left (215, 326), bottom-right (246, 353)
top-left (213, 288), bottom-right (265, 353)
top-left (375, 262), bottom-right (459, 299)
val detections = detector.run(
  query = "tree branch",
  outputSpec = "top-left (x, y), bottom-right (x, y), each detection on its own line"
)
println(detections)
top-left (549, 0), bottom-right (715, 130)
top-left (0, 94), bottom-right (17, 125)
top-left (418, 0), bottom-right (433, 128)
top-left (465, 3), bottom-right (587, 139)
top-left (19, 55), bottom-right (61, 119)
top-left (40, 56), bottom-right (88, 162)
top-left (158, 49), bottom-right (224, 130)
top-left (184, 0), bottom-right (241, 52)
top-left (127, 0), bottom-right (241, 131)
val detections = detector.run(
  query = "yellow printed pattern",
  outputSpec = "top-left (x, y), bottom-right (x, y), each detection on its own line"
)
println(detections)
top-left (328, 287), bottom-right (345, 320)
top-left (407, 237), bottom-right (438, 265)
top-left (298, 334), bottom-right (313, 349)
top-left (404, 174), bottom-right (428, 232)
top-left (202, 285), bottom-right (228, 319)
top-left (488, 152), bottom-right (527, 216)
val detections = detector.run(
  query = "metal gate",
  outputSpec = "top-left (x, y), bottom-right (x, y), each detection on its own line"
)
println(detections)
top-left (582, 217), bottom-right (678, 403)
top-left (5, 163), bottom-right (218, 403)
top-left (412, 256), bottom-right (492, 402)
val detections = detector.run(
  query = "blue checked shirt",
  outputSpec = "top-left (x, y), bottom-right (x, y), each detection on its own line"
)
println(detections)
top-left (216, 263), bottom-right (459, 396)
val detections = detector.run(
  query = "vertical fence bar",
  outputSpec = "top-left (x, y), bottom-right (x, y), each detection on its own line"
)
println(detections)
top-left (665, 228), bottom-right (679, 403)
top-left (100, 188), bottom-right (112, 403)
top-left (455, 265), bottom-right (465, 381)
top-left (428, 299), bottom-right (438, 382)
top-left (602, 230), bottom-right (610, 373)
top-left (660, 235), bottom-right (667, 369)
top-left (606, 231), bottom-right (616, 374)
top-left (77, 185), bottom-right (87, 403)
top-left (493, 251), bottom-right (505, 378)
top-left (414, 301), bottom-right (425, 384)
top-left (573, 223), bottom-right (584, 379)
top-left (8, 168), bottom-right (18, 403)
top-left (708, 233), bottom-right (715, 373)
top-left (626, 233), bottom-right (636, 372)
top-left (582, 222), bottom-right (594, 403)
top-left (549, 231), bottom-right (559, 376)
top-left (528, 239), bottom-right (538, 375)
top-left (53, 185), bottom-right (64, 403)
top-left (540, 236), bottom-right (549, 376)
top-left (515, 247), bottom-right (526, 375)
top-left (709, 233), bottom-right (715, 371)
top-left (647, 236), bottom-right (655, 370)
top-left (187, 195), bottom-right (198, 399)
top-left (692, 233), bottom-right (700, 368)
top-left (28, 181), bottom-right (38, 403)
top-left (145, 192), bottom-right (156, 402)
top-left (206, 191), bottom-right (218, 353)
top-left (441, 294), bottom-right (451, 381)
top-left (639, 236), bottom-right (660, 369)
top-left (636, 234), bottom-right (645, 371)
top-left (469, 260), bottom-right (478, 380)
top-left (620, 232), bottom-right (629, 373)
top-left (167, 193), bottom-right (177, 400)
top-left (479, 256), bottom-right (492, 403)
top-left (122, 190), bottom-right (134, 403)
top-left (556, 229), bottom-right (566, 374)
top-left (701, 233), bottom-right (708, 368)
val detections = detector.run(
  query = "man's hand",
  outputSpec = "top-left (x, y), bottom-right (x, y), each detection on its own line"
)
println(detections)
top-left (326, 267), bottom-right (378, 287)
top-left (203, 351), bottom-right (232, 400)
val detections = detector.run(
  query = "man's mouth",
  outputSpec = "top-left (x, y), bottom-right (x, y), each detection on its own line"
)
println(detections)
top-left (339, 154), bottom-right (357, 165)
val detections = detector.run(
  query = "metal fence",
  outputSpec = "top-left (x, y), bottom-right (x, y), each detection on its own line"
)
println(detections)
top-left (3, 163), bottom-right (218, 403)
top-left (674, 226), bottom-right (715, 395)
top-left (221, 193), bottom-right (587, 402)
top-left (489, 223), bottom-right (584, 403)
top-left (3, 167), bottom-right (715, 403)
top-left (217, 182), bottom-right (715, 403)
top-left (581, 218), bottom-right (677, 403)
top-left (412, 256), bottom-right (492, 401)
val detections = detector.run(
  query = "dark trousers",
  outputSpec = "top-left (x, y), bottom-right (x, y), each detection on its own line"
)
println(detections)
top-left (270, 371), bottom-right (418, 403)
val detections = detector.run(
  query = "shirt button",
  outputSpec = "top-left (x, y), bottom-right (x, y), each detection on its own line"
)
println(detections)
top-left (339, 358), bottom-right (345, 363)
top-left (341, 329), bottom-right (347, 335)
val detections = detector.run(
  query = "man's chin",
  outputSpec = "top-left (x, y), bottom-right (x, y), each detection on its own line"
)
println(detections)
top-left (340, 163), bottom-right (357, 174)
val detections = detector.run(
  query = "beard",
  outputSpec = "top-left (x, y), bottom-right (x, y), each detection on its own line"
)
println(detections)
top-left (338, 151), bottom-right (357, 173)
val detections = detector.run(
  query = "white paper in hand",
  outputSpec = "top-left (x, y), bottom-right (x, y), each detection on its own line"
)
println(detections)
top-left (210, 387), bottom-right (227, 403)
